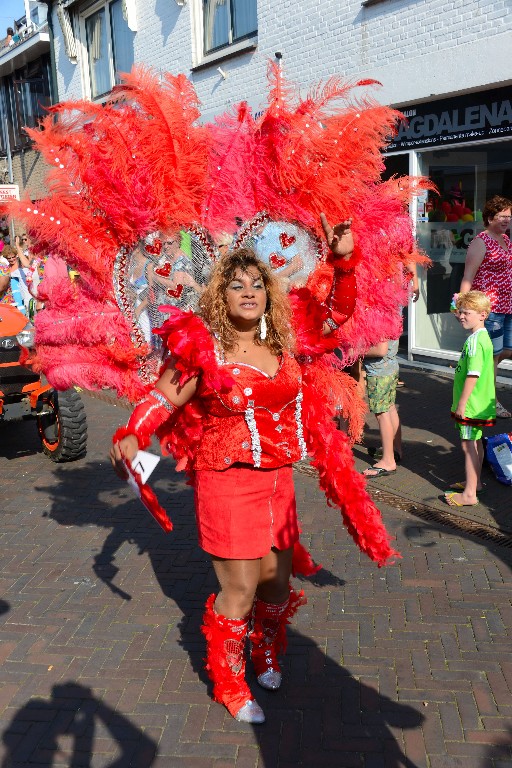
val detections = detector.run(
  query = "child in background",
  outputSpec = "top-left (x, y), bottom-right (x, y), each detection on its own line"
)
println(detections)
top-left (362, 338), bottom-right (402, 477)
top-left (0, 245), bottom-right (28, 313)
top-left (445, 290), bottom-right (496, 507)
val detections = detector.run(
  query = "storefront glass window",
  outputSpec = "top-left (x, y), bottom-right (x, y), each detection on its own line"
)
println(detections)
top-left (415, 142), bottom-right (512, 354)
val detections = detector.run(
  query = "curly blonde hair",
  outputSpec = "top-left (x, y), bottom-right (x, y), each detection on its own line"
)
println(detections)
top-left (456, 290), bottom-right (491, 316)
top-left (199, 248), bottom-right (294, 354)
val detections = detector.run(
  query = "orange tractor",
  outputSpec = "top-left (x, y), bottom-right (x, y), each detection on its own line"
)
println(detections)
top-left (0, 303), bottom-right (87, 461)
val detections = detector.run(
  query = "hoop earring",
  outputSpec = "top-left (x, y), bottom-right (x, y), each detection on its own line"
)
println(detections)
top-left (259, 314), bottom-right (267, 340)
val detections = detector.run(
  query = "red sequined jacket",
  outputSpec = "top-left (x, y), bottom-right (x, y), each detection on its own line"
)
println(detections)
top-left (193, 351), bottom-right (306, 470)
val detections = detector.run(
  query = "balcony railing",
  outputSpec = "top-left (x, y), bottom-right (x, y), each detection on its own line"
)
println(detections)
top-left (0, 22), bottom-right (50, 60)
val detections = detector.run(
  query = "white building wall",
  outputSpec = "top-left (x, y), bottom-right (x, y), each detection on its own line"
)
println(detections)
top-left (52, 0), bottom-right (512, 113)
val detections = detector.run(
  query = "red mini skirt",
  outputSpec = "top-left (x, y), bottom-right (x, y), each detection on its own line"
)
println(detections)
top-left (194, 464), bottom-right (299, 559)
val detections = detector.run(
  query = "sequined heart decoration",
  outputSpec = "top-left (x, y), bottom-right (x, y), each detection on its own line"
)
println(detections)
top-left (279, 232), bottom-right (296, 249)
top-left (167, 284), bottom-right (184, 299)
top-left (154, 261), bottom-right (172, 277)
top-left (269, 253), bottom-right (287, 269)
top-left (145, 239), bottom-right (162, 255)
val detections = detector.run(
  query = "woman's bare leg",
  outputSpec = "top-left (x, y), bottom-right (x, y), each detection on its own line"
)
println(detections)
top-left (211, 546), bottom-right (293, 617)
top-left (211, 557), bottom-right (261, 618)
top-left (257, 546), bottom-right (294, 604)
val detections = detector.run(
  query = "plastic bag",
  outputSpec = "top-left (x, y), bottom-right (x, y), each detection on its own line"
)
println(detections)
top-left (484, 433), bottom-right (512, 486)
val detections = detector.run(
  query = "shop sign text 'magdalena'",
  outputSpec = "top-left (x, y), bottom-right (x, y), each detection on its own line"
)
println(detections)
top-left (386, 86), bottom-right (512, 152)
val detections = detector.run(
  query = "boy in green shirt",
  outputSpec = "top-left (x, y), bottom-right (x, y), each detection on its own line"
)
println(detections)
top-left (446, 291), bottom-right (496, 507)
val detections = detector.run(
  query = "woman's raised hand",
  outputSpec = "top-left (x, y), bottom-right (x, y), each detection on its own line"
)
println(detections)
top-left (320, 213), bottom-right (354, 260)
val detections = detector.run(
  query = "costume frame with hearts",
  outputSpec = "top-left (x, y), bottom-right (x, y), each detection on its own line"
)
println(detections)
top-left (3, 63), bottom-right (431, 567)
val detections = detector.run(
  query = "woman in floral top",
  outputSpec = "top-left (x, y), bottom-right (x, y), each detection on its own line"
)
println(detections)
top-left (460, 195), bottom-right (512, 417)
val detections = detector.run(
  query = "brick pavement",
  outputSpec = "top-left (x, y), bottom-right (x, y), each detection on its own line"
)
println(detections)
top-left (0, 391), bottom-right (511, 767)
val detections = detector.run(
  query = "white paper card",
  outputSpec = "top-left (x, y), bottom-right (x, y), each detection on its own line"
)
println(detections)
top-left (129, 450), bottom-right (160, 484)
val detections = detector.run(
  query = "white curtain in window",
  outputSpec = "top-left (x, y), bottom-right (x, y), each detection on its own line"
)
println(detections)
top-left (204, 0), bottom-right (229, 52)
top-left (111, 0), bottom-right (135, 80)
top-left (86, 9), bottom-right (109, 98)
top-left (89, 13), bottom-right (102, 61)
top-left (122, 0), bottom-right (137, 32)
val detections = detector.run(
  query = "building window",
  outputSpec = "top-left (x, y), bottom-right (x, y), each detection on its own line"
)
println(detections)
top-left (413, 142), bottom-right (512, 355)
top-left (82, 0), bottom-right (134, 100)
top-left (203, 0), bottom-right (257, 55)
top-left (1, 56), bottom-right (52, 151)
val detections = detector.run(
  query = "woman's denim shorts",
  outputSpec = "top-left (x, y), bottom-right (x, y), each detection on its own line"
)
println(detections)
top-left (484, 312), bottom-right (512, 355)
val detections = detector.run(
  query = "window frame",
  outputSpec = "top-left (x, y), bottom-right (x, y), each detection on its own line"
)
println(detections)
top-left (78, 0), bottom-right (134, 102)
top-left (191, 0), bottom-right (257, 70)
top-left (1, 56), bottom-right (52, 151)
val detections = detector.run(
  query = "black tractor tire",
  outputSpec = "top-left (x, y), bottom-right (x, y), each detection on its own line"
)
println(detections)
top-left (37, 388), bottom-right (88, 462)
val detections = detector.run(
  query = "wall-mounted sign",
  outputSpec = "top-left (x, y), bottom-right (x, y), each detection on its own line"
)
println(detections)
top-left (387, 86), bottom-right (512, 152)
top-left (0, 184), bottom-right (20, 202)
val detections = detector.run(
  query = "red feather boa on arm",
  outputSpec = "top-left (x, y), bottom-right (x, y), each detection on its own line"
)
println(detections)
top-left (291, 269), bottom-right (398, 565)
top-left (301, 363), bottom-right (400, 566)
top-left (290, 285), bottom-right (366, 444)
top-left (154, 306), bottom-right (234, 391)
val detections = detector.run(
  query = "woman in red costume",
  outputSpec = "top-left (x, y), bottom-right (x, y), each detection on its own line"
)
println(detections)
top-left (110, 214), bottom-right (384, 723)
top-left (3, 64), bottom-right (424, 726)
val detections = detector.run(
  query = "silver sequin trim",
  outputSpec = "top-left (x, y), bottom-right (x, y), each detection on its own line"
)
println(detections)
top-left (244, 408), bottom-right (262, 468)
top-left (150, 389), bottom-right (177, 414)
top-left (233, 396), bottom-right (241, 404)
top-left (295, 391), bottom-right (307, 459)
top-left (244, 387), bottom-right (253, 396)
top-left (233, 368), bottom-right (241, 375)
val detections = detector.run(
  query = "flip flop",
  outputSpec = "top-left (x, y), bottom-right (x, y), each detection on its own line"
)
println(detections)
top-left (444, 492), bottom-right (479, 507)
top-left (448, 481), bottom-right (487, 493)
top-left (496, 401), bottom-right (511, 418)
top-left (362, 466), bottom-right (397, 478)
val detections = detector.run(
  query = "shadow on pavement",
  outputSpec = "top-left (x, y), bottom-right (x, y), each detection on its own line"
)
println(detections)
top-left (1, 682), bottom-right (157, 767)
top-left (36, 459), bottom-right (426, 766)
top-left (0, 419), bottom-right (43, 460)
top-left (483, 724), bottom-right (512, 763)
top-left (247, 627), bottom-right (425, 768)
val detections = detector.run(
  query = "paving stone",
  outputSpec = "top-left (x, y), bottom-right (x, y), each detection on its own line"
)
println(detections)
top-left (0, 388), bottom-right (511, 766)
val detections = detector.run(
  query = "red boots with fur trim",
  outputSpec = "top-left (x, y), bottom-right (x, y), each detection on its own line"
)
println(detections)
top-left (201, 587), bottom-right (305, 722)
top-left (201, 594), bottom-right (265, 723)
top-left (249, 587), bottom-right (306, 690)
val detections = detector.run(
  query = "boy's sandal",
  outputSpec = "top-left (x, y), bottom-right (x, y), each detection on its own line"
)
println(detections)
top-left (496, 401), bottom-right (511, 418)
top-left (362, 466), bottom-right (397, 477)
top-left (448, 481), bottom-right (487, 493)
top-left (443, 492), bottom-right (479, 507)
